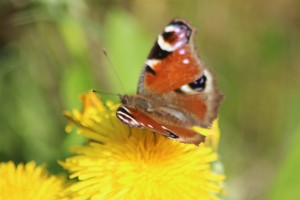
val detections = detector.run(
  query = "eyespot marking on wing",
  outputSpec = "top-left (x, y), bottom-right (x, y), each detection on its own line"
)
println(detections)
top-left (175, 75), bottom-right (207, 94)
top-left (156, 20), bottom-right (192, 53)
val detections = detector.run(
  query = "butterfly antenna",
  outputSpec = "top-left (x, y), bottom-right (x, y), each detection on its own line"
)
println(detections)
top-left (102, 49), bottom-right (126, 93)
top-left (91, 89), bottom-right (119, 97)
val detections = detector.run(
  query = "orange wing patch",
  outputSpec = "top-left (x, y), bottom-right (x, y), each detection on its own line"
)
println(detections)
top-left (145, 45), bottom-right (202, 93)
top-left (177, 95), bottom-right (207, 120)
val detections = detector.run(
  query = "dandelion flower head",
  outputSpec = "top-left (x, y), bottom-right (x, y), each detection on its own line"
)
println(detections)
top-left (61, 92), bottom-right (225, 200)
top-left (0, 161), bottom-right (66, 200)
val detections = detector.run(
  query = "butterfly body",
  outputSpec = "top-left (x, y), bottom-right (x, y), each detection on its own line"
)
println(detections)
top-left (117, 18), bottom-right (223, 145)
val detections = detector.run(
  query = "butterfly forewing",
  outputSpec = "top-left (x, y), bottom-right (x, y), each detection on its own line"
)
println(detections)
top-left (138, 19), bottom-right (204, 94)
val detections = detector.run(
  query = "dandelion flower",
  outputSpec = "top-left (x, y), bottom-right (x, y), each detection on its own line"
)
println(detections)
top-left (61, 92), bottom-right (225, 200)
top-left (0, 161), bottom-right (66, 200)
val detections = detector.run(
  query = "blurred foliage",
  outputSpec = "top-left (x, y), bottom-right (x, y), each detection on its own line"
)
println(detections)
top-left (0, 0), bottom-right (299, 199)
top-left (268, 124), bottom-right (300, 200)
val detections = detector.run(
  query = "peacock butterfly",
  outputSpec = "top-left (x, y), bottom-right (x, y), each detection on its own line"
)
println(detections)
top-left (116, 18), bottom-right (223, 145)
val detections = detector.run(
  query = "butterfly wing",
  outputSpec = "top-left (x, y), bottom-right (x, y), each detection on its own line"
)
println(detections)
top-left (137, 19), bottom-right (201, 94)
top-left (116, 106), bottom-right (205, 145)
top-left (117, 18), bottom-right (223, 145)
top-left (137, 18), bottom-right (223, 128)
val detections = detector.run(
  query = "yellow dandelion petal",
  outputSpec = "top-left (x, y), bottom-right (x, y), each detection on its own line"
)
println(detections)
top-left (192, 119), bottom-right (220, 149)
top-left (61, 92), bottom-right (226, 199)
top-left (0, 161), bottom-right (67, 200)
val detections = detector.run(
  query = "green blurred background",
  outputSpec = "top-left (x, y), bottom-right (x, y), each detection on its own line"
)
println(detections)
top-left (0, 0), bottom-right (299, 199)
